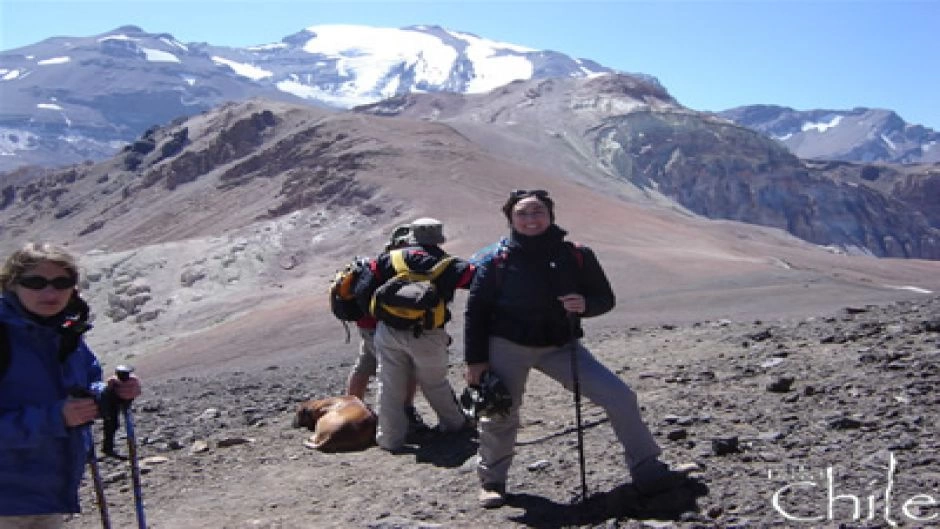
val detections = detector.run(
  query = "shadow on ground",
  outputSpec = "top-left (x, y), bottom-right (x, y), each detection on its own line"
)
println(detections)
top-left (392, 428), bottom-right (479, 468)
top-left (507, 476), bottom-right (710, 528)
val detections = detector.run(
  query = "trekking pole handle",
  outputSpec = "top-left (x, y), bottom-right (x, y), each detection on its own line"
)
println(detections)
top-left (115, 364), bottom-right (134, 382)
top-left (114, 365), bottom-right (136, 406)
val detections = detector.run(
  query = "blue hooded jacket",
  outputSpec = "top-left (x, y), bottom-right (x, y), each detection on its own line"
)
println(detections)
top-left (0, 294), bottom-right (104, 515)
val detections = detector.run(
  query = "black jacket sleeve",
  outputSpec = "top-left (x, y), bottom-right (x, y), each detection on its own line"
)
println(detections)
top-left (576, 245), bottom-right (615, 318)
top-left (463, 257), bottom-right (497, 365)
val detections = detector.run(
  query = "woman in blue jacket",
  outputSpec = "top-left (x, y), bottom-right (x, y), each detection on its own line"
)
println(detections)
top-left (0, 243), bottom-right (140, 528)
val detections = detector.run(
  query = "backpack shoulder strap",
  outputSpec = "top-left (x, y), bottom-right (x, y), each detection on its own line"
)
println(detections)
top-left (427, 256), bottom-right (456, 280)
top-left (389, 249), bottom-right (455, 281)
top-left (389, 249), bottom-right (409, 275)
top-left (565, 241), bottom-right (584, 269)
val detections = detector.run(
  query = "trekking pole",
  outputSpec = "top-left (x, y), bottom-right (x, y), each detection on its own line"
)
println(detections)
top-left (567, 314), bottom-right (588, 503)
top-left (70, 388), bottom-right (111, 529)
top-left (115, 365), bottom-right (147, 529)
top-left (86, 428), bottom-right (113, 529)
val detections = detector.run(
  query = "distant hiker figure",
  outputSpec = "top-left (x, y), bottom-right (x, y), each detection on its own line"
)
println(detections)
top-left (464, 190), bottom-right (685, 509)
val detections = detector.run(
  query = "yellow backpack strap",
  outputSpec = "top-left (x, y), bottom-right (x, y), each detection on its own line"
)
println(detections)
top-left (428, 256), bottom-right (455, 280)
top-left (389, 250), bottom-right (454, 281)
top-left (389, 249), bottom-right (409, 274)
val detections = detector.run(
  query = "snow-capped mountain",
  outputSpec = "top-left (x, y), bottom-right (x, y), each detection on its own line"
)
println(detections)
top-left (230, 24), bottom-right (617, 107)
top-left (718, 105), bottom-right (940, 164)
top-left (0, 24), bottom-right (625, 171)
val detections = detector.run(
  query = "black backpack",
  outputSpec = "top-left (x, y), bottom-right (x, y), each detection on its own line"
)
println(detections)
top-left (369, 249), bottom-right (455, 334)
top-left (327, 257), bottom-right (372, 343)
top-left (329, 257), bottom-right (370, 322)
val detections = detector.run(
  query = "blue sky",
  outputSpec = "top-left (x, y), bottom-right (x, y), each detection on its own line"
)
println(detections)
top-left (2, 0), bottom-right (938, 129)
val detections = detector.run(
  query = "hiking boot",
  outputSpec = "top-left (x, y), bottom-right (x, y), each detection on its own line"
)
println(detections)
top-left (631, 457), bottom-right (685, 497)
top-left (478, 483), bottom-right (506, 509)
top-left (101, 441), bottom-right (126, 460)
top-left (405, 405), bottom-right (431, 434)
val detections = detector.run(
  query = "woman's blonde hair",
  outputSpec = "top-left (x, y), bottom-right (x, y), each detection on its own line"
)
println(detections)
top-left (0, 243), bottom-right (80, 292)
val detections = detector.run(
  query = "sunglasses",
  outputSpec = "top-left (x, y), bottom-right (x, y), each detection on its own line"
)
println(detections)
top-left (510, 189), bottom-right (549, 199)
top-left (17, 275), bottom-right (77, 290)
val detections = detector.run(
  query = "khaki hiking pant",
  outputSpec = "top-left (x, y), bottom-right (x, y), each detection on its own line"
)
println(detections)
top-left (477, 336), bottom-right (662, 487)
top-left (350, 327), bottom-right (378, 377)
top-left (374, 324), bottom-right (466, 450)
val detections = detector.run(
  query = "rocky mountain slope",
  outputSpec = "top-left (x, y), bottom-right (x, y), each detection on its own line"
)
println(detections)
top-left (0, 93), bottom-right (937, 376)
top-left (358, 76), bottom-right (940, 259)
top-left (719, 105), bottom-right (940, 164)
top-left (807, 159), bottom-right (940, 231)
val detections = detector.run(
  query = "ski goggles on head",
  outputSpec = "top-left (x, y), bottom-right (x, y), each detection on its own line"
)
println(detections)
top-left (17, 275), bottom-right (77, 290)
top-left (510, 189), bottom-right (549, 199)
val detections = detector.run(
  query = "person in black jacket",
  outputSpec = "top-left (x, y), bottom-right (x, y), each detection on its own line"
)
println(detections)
top-left (464, 190), bottom-right (681, 508)
top-left (355, 218), bottom-right (475, 451)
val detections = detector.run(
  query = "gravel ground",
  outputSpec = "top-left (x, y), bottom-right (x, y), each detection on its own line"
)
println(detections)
top-left (64, 296), bottom-right (940, 529)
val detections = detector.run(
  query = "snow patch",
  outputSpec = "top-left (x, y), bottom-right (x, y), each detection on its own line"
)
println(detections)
top-left (275, 79), bottom-right (374, 107)
top-left (301, 25), bottom-right (456, 97)
top-left (886, 285), bottom-right (933, 294)
top-left (37, 56), bottom-right (70, 66)
top-left (446, 29), bottom-right (537, 54)
top-left (0, 127), bottom-right (40, 155)
top-left (160, 37), bottom-right (189, 52)
top-left (1, 69), bottom-right (21, 81)
top-left (801, 115), bottom-right (842, 133)
top-left (248, 43), bottom-right (287, 51)
top-left (463, 49), bottom-right (532, 93)
top-left (880, 133), bottom-right (897, 151)
top-left (142, 47), bottom-right (181, 63)
top-left (37, 103), bottom-right (63, 111)
top-left (99, 34), bottom-right (134, 42)
top-left (211, 56), bottom-right (273, 80)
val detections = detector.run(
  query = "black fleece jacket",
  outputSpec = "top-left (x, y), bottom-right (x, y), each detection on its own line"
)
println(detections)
top-left (463, 225), bottom-right (615, 364)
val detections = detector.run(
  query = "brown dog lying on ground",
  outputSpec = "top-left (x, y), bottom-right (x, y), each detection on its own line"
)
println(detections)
top-left (292, 395), bottom-right (377, 452)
